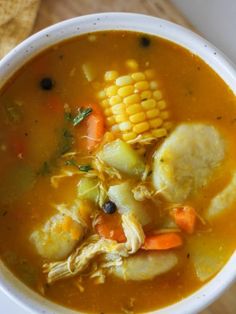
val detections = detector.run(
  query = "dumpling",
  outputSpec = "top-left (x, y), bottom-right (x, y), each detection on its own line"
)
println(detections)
top-left (112, 251), bottom-right (178, 281)
top-left (30, 213), bottom-right (83, 260)
top-left (152, 123), bottom-right (225, 203)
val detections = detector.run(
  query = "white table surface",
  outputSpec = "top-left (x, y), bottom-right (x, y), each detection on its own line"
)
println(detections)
top-left (1, 1), bottom-right (236, 313)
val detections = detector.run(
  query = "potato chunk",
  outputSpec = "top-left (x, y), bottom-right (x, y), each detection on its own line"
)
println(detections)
top-left (112, 251), bottom-right (178, 281)
top-left (30, 214), bottom-right (83, 260)
top-left (108, 182), bottom-right (150, 226)
top-left (152, 123), bottom-right (225, 202)
top-left (206, 172), bottom-right (236, 219)
top-left (187, 234), bottom-right (230, 282)
top-left (98, 139), bottom-right (145, 177)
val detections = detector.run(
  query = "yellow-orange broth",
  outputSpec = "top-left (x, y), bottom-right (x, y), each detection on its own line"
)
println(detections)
top-left (0, 31), bottom-right (236, 314)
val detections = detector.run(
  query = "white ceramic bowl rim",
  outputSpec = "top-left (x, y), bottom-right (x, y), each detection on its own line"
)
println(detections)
top-left (0, 12), bottom-right (236, 314)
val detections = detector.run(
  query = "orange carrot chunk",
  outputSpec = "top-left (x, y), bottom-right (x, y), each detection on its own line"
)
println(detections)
top-left (86, 103), bottom-right (105, 151)
top-left (142, 233), bottom-right (183, 250)
top-left (171, 206), bottom-right (196, 234)
top-left (95, 213), bottom-right (126, 243)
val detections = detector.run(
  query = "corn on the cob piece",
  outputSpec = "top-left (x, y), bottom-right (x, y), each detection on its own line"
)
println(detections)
top-left (96, 60), bottom-right (172, 143)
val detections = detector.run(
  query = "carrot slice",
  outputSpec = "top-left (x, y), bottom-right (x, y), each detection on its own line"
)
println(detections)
top-left (142, 233), bottom-right (183, 250)
top-left (86, 103), bottom-right (105, 151)
top-left (96, 213), bottom-right (126, 243)
top-left (171, 206), bottom-right (196, 234)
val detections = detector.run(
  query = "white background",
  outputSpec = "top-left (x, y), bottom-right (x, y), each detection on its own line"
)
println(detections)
top-left (1, 1), bottom-right (236, 313)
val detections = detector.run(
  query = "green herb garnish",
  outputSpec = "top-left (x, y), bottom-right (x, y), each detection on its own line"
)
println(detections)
top-left (65, 159), bottom-right (92, 172)
top-left (58, 129), bottom-right (74, 155)
top-left (65, 108), bottom-right (93, 126)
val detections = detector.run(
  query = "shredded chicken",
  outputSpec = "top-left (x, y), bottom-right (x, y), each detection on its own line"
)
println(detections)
top-left (122, 213), bottom-right (145, 254)
top-left (44, 213), bottom-right (145, 283)
top-left (92, 156), bottom-right (122, 181)
top-left (51, 168), bottom-right (97, 188)
top-left (44, 235), bottom-right (128, 283)
top-left (132, 183), bottom-right (154, 201)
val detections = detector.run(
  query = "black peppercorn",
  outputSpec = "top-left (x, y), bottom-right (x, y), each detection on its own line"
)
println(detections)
top-left (40, 77), bottom-right (54, 90)
top-left (102, 201), bottom-right (117, 214)
top-left (140, 36), bottom-right (151, 47)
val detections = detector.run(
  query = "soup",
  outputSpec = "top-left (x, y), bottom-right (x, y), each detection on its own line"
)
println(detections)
top-left (0, 30), bottom-right (236, 314)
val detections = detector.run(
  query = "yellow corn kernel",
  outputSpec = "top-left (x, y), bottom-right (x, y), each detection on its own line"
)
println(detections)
top-left (119, 121), bottom-right (132, 131)
top-left (104, 108), bottom-right (112, 116)
top-left (163, 121), bottom-right (173, 130)
top-left (130, 112), bottom-right (146, 123)
top-left (101, 99), bottom-right (109, 108)
top-left (160, 111), bottom-right (170, 120)
top-left (97, 90), bottom-right (106, 99)
top-left (142, 131), bottom-right (153, 138)
top-left (109, 95), bottom-right (122, 106)
top-left (104, 71), bottom-right (119, 81)
top-left (106, 85), bottom-right (119, 97)
top-left (118, 85), bottom-right (134, 97)
top-left (124, 94), bottom-right (140, 105)
top-left (111, 124), bottom-right (120, 132)
top-left (107, 116), bottom-right (116, 126)
top-left (116, 75), bottom-right (134, 86)
top-left (149, 118), bottom-right (163, 128)
top-left (141, 99), bottom-right (156, 110)
top-left (150, 81), bottom-right (159, 90)
top-left (125, 59), bottom-right (139, 71)
top-left (126, 104), bottom-right (143, 115)
top-left (152, 128), bottom-right (167, 138)
top-left (157, 100), bottom-right (167, 110)
top-left (111, 103), bottom-right (126, 115)
top-left (122, 132), bottom-right (137, 141)
top-left (104, 131), bottom-right (115, 142)
top-left (145, 69), bottom-right (155, 79)
top-left (133, 122), bottom-right (150, 133)
top-left (131, 72), bottom-right (146, 81)
top-left (141, 90), bottom-right (152, 100)
top-left (153, 90), bottom-right (163, 101)
top-left (115, 114), bottom-right (128, 123)
top-left (135, 81), bottom-right (149, 91)
top-left (146, 109), bottom-right (160, 119)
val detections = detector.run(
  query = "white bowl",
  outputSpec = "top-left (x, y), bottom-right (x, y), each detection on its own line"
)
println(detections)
top-left (0, 12), bottom-right (236, 314)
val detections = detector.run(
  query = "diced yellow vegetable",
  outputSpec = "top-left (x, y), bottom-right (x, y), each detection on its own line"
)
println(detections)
top-left (77, 177), bottom-right (99, 203)
top-left (98, 139), bottom-right (145, 177)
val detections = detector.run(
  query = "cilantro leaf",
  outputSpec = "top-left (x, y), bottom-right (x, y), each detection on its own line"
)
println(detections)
top-left (65, 159), bottom-right (92, 172)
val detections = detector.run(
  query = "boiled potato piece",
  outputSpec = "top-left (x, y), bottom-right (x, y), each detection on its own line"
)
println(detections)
top-left (98, 139), bottom-right (145, 177)
top-left (206, 172), bottom-right (236, 219)
top-left (187, 234), bottom-right (229, 282)
top-left (153, 123), bottom-right (225, 202)
top-left (30, 214), bottom-right (82, 260)
top-left (77, 177), bottom-right (99, 203)
top-left (112, 251), bottom-right (178, 281)
top-left (108, 182), bottom-right (150, 225)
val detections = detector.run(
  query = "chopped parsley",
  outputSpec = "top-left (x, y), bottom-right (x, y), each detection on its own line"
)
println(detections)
top-left (58, 129), bottom-right (74, 155)
top-left (65, 159), bottom-right (92, 172)
top-left (65, 107), bottom-right (93, 126)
